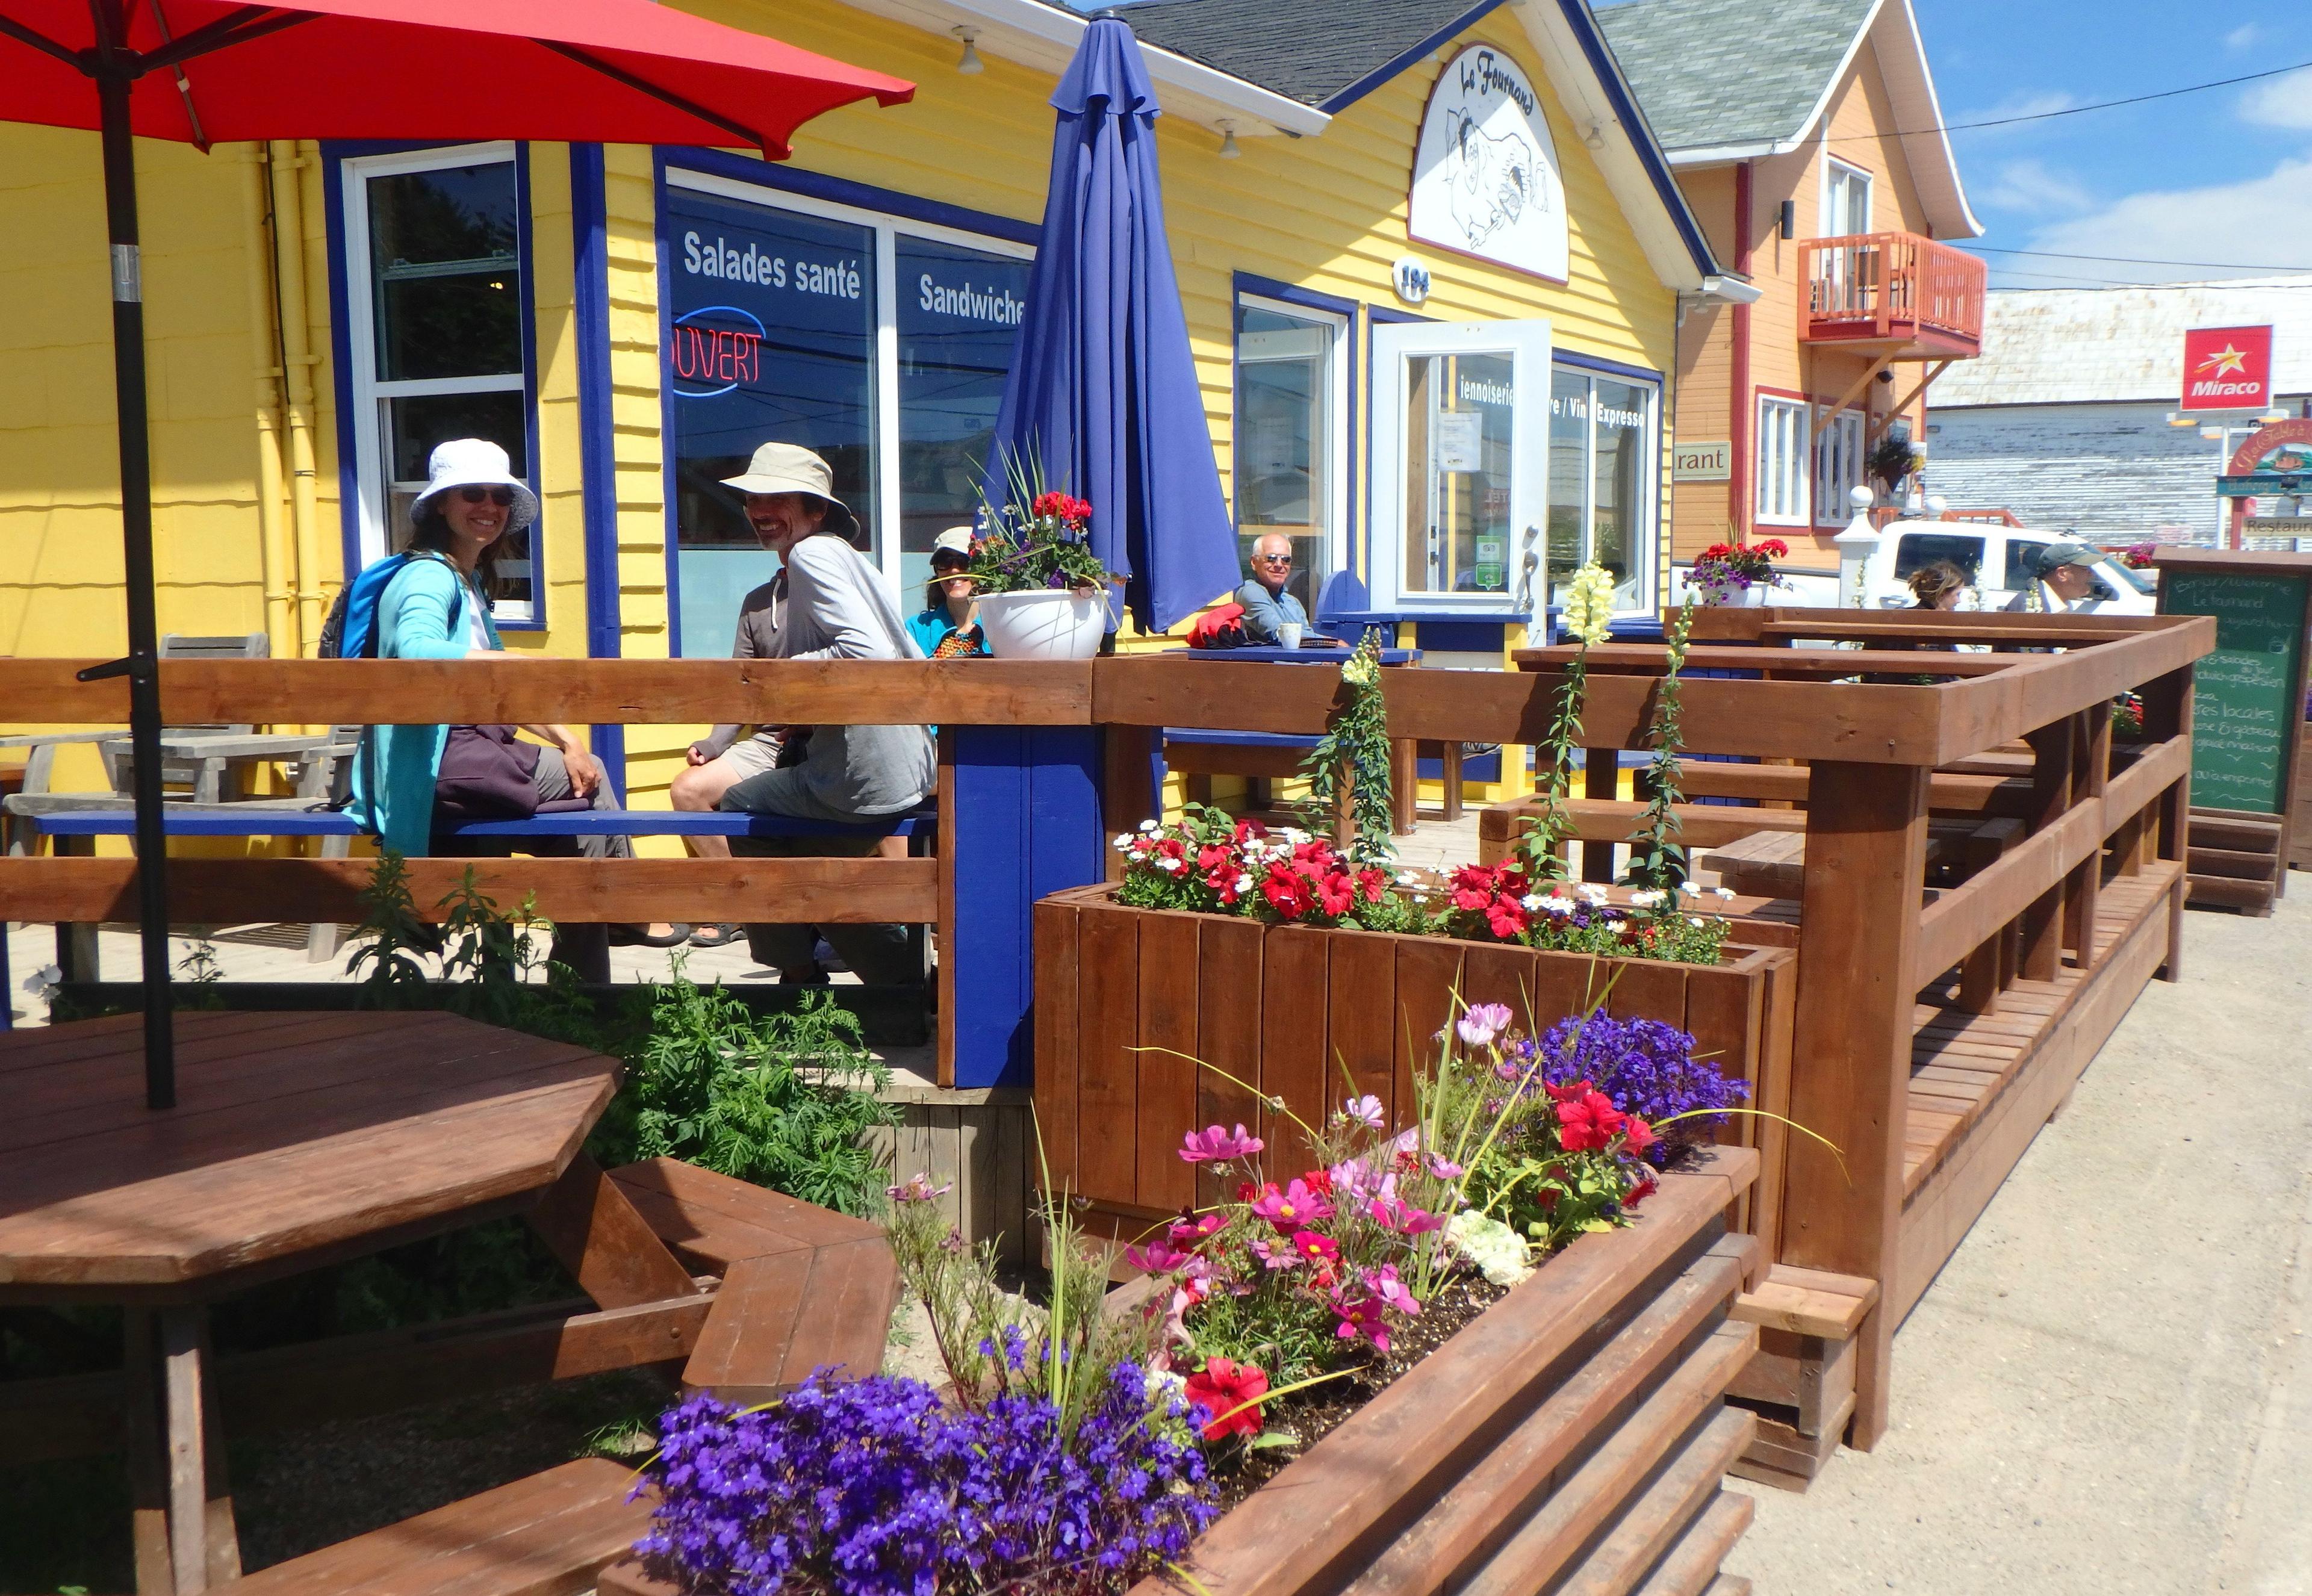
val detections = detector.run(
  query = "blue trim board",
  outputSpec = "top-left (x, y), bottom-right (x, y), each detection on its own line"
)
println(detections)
top-left (571, 142), bottom-right (626, 794)
top-left (1552, 0), bottom-right (1721, 281)
top-left (659, 146), bottom-right (1040, 248)
top-left (1317, 0), bottom-right (1511, 116)
top-left (1231, 272), bottom-right (1363, 580)
top-left (1553, 347), bottom-right (1664, 387)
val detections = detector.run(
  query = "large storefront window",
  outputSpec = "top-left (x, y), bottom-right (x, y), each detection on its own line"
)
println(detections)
top-left (343, 144), bottom-right (538, 620)
top-left (1546, 364), bottom-right (1656, 612)
top-left (1233, 297), bottom-right (1346, 616)
top-left (662, 171), bottom-right (1028, 655)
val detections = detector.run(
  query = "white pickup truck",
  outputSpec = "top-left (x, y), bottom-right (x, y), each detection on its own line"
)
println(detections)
top-left (1673, 521), bottom-right (2158, 616)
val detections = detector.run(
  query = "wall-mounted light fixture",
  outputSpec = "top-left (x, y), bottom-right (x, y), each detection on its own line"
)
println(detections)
top-left (1778, 200), bottom-right (1796, 240)
top-left (1584, 122), bottom-right (1605, 150)
top-left (953, 26), bottom-right (983, 74)
top-left (1216, 119), bottom-right (1241, 159)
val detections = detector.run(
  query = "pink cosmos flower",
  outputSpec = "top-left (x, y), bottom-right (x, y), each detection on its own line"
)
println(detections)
top-left (1125, 1237), bottom-right (1195, 1275)
top-left (1288, 1229), bottom-right (1340, 1267)
top-left (1457, 1003), bottom-right (1515, 1049)
top-left (1424, 1152), bottom-right (1465, 1181)
top-left (1364, 1264), bottom-right (1422, 1316)
top-left (1339, 1095), bottom-right (1386, 1131)
top-left (1251, 1178), bottom-right (1334, 1231)
top-left (886, 1173), bottom-right (954, 1204)
top-left (1166, 1210), bottom-right (1230, 1249)
top-left (1246, 1235), bottom-right (1302, 1271)
top-left (1333, 1292), bottom-right (1391, 1352)
top-left (1178, 1123), bottom-right (1266, 1164)
top-left (1369, 1197), bottom-right (1444, 1237)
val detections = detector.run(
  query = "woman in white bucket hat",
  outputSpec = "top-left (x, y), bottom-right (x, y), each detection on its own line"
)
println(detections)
top-left (348, 438), bottom-right (686, 972)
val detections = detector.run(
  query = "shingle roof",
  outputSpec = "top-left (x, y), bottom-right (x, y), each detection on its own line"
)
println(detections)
top-left (1933, 278), bottom-right (2312, 408)
top-left (1103, 0), bottom-right (1488, 108)
top-left (1593, 0), bottom-right (1876, 153)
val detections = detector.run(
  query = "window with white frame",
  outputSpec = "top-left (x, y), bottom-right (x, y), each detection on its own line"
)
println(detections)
top-left (660, 167), bottom-right (1031, 656)
top-left (342, 144), bottom-right (538, 621)
top-left (1547, 364), bottom-right (1658, 611)
top-left (1822, 158), bottom-right (1872, 237)
top-left (1755, 395), bottom-right (1810, 527)
top-left (1813, 407), bottom-right (1866, 524)
top-left (1233, 296), bottom-right (1347, 617)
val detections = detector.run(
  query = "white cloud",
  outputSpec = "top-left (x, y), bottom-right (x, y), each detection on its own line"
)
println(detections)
top-left (1977, 159), bottom-right (2094, 217)
top-left (2225, 23), bottom-right (2263, 51)
top-left (2025, 154), bottom-right (2312, 284)
top-left (2239, 66), bottom-right (2312, 130)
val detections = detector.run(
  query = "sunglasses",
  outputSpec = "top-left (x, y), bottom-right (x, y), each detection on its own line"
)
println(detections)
top-left (458, 486), bottom-right (515, 508)
top-left (1255, 553), bottom-right (1293, 567)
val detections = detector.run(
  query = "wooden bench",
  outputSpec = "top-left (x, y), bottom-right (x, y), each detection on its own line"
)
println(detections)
top-left (1725, 1264), bottom-right (1878, 1491)
top-left (211, 1456), bottom-right (650, 1596)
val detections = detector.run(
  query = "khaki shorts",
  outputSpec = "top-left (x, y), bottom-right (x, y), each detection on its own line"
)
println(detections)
top-left (718, 731), bottom-right (784, 779)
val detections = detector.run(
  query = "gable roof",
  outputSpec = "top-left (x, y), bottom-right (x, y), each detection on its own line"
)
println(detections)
top-left (1122, 0), bottom-right (1498, 111)
top-left (1595, 0), bottom-right (1980, 237)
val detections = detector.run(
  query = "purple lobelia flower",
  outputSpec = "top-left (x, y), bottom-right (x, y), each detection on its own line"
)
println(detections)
top-left (1536, 1012), bottom-right (1748, 1164)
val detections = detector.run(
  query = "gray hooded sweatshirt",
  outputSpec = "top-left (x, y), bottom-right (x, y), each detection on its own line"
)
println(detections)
top-left (771, 533), bottom-right (936, 816)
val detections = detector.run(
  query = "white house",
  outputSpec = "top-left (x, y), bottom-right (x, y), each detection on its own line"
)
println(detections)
top-left (1925, 276), bottom-right (2312, 543)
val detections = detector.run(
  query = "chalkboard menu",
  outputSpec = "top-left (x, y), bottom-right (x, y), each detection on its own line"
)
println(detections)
top-left (2159, 565), bottom-right (2309, 815)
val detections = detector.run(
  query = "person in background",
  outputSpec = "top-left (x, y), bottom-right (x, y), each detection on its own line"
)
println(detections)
top-left (2026, 542), bottom-right (2116, 613)
top-left (907, 527), bottom-right (988, 659)
top-left (1908, 560), bottom-right (1968, 611)
top-left (1234, 532), bottom-right (1336, 646)
top-left (347, 438), bottom-right (685, 980)
top-left (713, 442), bottom-right (935, 986)
top-left (672, 546), bottom-right (791, 951)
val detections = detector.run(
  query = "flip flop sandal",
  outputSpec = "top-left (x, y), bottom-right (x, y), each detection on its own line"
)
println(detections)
top-left (612, 922), bottom-right (694, 948)
top-left (688, 923), bottom-right (744, 949)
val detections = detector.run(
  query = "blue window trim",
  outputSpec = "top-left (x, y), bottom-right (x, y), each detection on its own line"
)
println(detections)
top-left (1552, 347), bottom-right (1664, 387)
top-left (321, 139), bottom-right (547, 632)
top-left (658, 146), bottom-right (1039, 247)
top-left (1317, 0), bottom-right (1510, 116)
top-left (570, 142), bottom-right (624, 795)
top-left (1230, 272), bottom-right (1361, 584)
top-left (653, 148), bottom-right (1037, 659)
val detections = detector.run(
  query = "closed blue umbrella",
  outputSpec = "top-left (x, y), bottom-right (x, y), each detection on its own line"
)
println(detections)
top-left (987, 15), bottom-right (1237, 635)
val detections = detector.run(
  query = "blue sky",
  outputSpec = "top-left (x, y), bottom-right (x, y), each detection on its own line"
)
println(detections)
top-left (1916, 0), bottom-right (2312, 287)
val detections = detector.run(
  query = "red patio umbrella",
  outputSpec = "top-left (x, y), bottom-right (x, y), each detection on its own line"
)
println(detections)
top-left (0, 0), bottom-right (913, 1107)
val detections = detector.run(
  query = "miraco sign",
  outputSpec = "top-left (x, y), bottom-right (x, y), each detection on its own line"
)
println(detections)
top-left (2181, 324), bottom-right (2274, 412)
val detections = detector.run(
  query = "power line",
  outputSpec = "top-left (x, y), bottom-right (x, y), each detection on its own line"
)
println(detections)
top-left (1960, 244), bottom-right (2312, 273)
top-left (1812, 57), bottom-right (2312, 146)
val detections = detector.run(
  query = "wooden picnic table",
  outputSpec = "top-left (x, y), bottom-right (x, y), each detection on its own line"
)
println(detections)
top-left (0, 1007), bottom-right (655, 1594)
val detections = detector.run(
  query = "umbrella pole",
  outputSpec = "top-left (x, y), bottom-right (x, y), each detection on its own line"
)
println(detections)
top-left (84, 69), bottom-right (178, 1108)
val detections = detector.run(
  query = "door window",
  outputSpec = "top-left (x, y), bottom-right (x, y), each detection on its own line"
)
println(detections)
top-left (1369, 319), bottom-right (1552, 613)
top-left (1234, 297), bottom-right (1346, 616)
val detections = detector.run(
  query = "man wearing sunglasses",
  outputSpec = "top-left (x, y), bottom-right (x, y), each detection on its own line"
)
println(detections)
top-left (1234, 532), bottom-right (1335, 647)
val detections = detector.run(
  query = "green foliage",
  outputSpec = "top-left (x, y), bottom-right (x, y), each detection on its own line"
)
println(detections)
top-left (344, 849), bottom-right (435, 1005)
top-left (1623, 599), bottom-right (1697, 893)
top-left (588, 975), bottom-right (899, 1219)
top-left (1518, 648), bottom-right (1590, 886)
top-left (1300, 629), bottom-right (1396, 868)
top-left (175, 937), bottom-right (225, 1010)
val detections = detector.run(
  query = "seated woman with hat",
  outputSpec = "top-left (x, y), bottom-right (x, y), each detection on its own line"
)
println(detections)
top-left (712, 442), bottom-right (937, 987)
top-left (906, 527), bottom-right (990, 659)
top-left (346, 438), bottom-right (685, 980)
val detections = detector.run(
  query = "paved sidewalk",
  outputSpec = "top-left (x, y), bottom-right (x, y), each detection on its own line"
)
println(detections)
top-left (1726, 890), bottom-right (2312, 1595)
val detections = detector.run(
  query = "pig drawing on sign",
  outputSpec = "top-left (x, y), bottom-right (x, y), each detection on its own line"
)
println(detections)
top-left (1444, 110), bottom-right (1536, 249)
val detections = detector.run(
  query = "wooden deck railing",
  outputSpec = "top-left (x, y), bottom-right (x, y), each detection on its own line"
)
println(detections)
top-left (1801, 231), bottom-right (1987, 351)
top-left (0, 618), bottom-right (2216, 1450)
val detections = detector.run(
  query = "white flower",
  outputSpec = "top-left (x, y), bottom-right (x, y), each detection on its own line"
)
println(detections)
top-left (1538, 896), bottom-right (1572, 917)
top-left (1713, 886), bottom-right (1738, 900)
top-left (1157, 856), bottom-right (1185, 872)
top-left (1678, 881), bottom-right (1701, 896)
top-left (1520, 893), bottom-right (1545, 910)
top-left (1689, 916), bottom-right (1707, 928)
top-left (1234, 874), bottom-right (1254, 893)
top-left (1396, 871), bottom-right (1421, 885)
top-left (1446, 1209), bottom-right (1534, 1287)
top-left (1112, 834), bottom-right (1132, 850)
top-left (1139, 819), bottom-right (1161, 833)
top-left (1629, 888), bottom-right (1665, 909)
top-left (1281, 827), bottom-right (1311, 846)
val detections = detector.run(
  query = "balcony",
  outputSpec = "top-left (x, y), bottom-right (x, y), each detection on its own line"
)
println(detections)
top-left (1800, 232), bottom-right (1986, 358)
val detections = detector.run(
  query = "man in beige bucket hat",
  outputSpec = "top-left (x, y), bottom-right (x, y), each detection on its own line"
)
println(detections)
top-left (700, 442), bottom-right (934, 985)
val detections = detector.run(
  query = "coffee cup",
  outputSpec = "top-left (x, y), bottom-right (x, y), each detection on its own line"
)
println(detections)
top-left (1278, 621), bottom-right (1304, 650)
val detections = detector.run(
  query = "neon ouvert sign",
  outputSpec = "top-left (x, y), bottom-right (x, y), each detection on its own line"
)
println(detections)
top-left (669, 305), bottom-right (766, 400)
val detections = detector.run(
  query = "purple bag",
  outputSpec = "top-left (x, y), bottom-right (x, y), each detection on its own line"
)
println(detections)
top-left (433, 724), bottom-right (542, 822)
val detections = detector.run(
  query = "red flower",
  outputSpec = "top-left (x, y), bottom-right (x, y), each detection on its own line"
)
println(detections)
top-left (1622, 1116), bottom-right (1658, 1158)
top-left (1313, 868), bottom-right (1356, 918)
top-left (1557, 1090), bottom-right (1627, 1153)
top-left (1754, 538), bottom-right (1789, 558)
top-left (1626, 1174), bottom-right (1658, 1207)
top-left (1261, 863), bottom-right (1315, 921)
top-left (1182, 1357), bottom-right (1269, 1441)
top-left (1302, 1168), bottom-right (1334, 1196)
top-left (1449, 864), bottom-right (1500, 913)
top-left (1483, 896), bottom-right (1529, 940)
top-left (1356, 867), bottom-right (1390, 904)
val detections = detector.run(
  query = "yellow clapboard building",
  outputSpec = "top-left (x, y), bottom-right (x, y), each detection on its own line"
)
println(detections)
top-left (0, 0), bottom-right (1744, 816)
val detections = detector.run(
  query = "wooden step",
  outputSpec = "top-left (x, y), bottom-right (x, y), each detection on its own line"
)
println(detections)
top-left (2187, 874), bottom-right (2277, 913)
top-left (1633, 1490), bottom-right (1756, 1596)
top-left (2186, 813), bottom-right (2282, 852)
top-left (1730, 1265), bottom-right (1875, 1340)
top-left (1552, 1406), bottom-right (1755, 1596)
top-left (2187, 845), bottom-right (2281, 881)
top-left (607, 1157), bottom-right (883, 1275)
top-left (217, 1458), bottom-right (648, 1596)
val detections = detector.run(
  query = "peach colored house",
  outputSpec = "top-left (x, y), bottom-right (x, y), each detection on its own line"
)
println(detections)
top-left (1600, 0), bottom-right (1984, 572)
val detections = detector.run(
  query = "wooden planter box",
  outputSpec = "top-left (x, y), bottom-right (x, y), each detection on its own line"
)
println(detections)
top-left (1031, 886), bottom-right (1795, 1253)
top-left (601, 1149), bottom-right (1762, 1596)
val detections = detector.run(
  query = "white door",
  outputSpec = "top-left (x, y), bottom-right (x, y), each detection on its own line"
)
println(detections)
top-left (1370, 318), bottom-right (1552, 616)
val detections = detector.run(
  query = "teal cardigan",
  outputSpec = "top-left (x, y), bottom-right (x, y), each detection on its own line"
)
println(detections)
top-left (347, 555), bottom-right (502, 858)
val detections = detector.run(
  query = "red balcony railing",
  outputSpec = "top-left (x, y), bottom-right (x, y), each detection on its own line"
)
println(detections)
top-left (1800, 232), bottom-right (1986, 355)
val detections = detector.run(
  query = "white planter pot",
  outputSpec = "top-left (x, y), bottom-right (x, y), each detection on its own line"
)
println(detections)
top-left (975, 588), bottom-right (1109, 660)
top-left (1695, 580), bottom-right (1767, 607)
